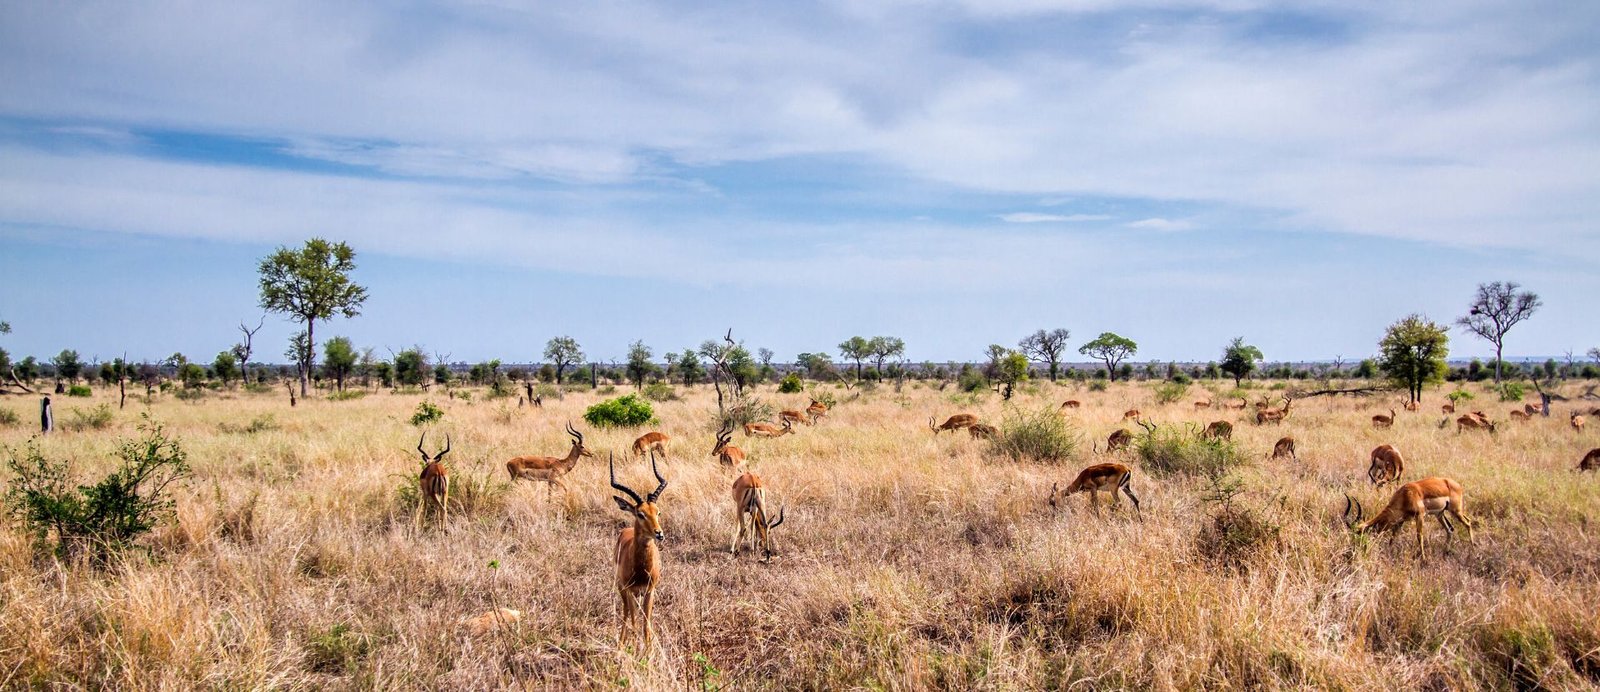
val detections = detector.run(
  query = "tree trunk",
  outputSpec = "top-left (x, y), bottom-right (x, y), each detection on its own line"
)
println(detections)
top-left (1048, 362), bottom-right (1058, 382)
top-left (1493, 341), bottom-right (1503, 384)
top-left (1104, 359), bottom-right (1115, 381)
top-left (302, 318), bottom-right (314, 397)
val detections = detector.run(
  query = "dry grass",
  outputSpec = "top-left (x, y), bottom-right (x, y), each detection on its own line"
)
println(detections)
top-left (1, 380), bottom-right (1598, 690)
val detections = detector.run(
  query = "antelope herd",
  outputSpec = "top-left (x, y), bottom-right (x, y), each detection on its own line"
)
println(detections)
top-left (397, 384), bottom-right (1593, 654)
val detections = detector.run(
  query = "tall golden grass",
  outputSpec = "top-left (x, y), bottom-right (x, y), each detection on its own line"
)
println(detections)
top-left (0, 379), bottom-right (1596, 689)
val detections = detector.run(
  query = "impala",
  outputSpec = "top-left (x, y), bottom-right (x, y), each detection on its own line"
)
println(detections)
top-left (1403, 401), bottom-right (1419, 412)
top-left (610, 452), bottom-right (668, 650)
top-left (1441, 402), bottom-right (1456, 415)
top-left (632, 431), bottom-right (670, 459)
top-left (1202, 420), bottom-right (1233, 441)
top-left (1344, 477), bottom-right (1475, 561)
top-left (1122, 409), bottom-right (1141, 421)
top-left (1573, 413), bottom-right (1587, 434)
top-left (711, 422), bottom-right (746, 468)
top-left (1059, 400), bottom-right (1081, 411)
top-left (930, 414), bottom-right (979, 435)
top-left (415, 432), bottom-right (450, 528)
top-left (967, 422), bottom-right (999, 439)
top-left (1367, 444), bottom-right (1405, 487)
top-left (1371, 409), bottom-right (1396, 429)
top-left (1270, 436), bottom-right (1297, 461)
top-left (1509, 409), bottom-right (1531, 422)
top-left (729, 472), bottom-right (786, 560)
top-left (778, 409), bottom-right (811, 427)
top-left (1095, 428), bottom-right (1134, 453)
top-left (1580, 448), bottom-right (1599, 472)
top-left (1456, 414), bottom-right (1497, 434)
top-left (805, 399), bottom-right (828, 423)
top-left (1194, 399), bottom-right (1212, 410)
top-left (1049, 463), bottom-right (1141, 518)
top-left (1257, 400), bottom-right (1290, 425)
top-left (1524, 403), bottom-right (1541, 416)
top-left (506, 423), bottom-right (594, 498)
top-left (1226, 398), bottom-right (1248, 410)
top-left (745, 419), bottom-right (795, 438)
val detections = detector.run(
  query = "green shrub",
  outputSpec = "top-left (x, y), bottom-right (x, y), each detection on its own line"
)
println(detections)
top-left (990, 407), bottom-right (1080, 463)
top-left (1153, 381), bottom-right (1189, 404)
top-left (0, 408), bottom-right (18, 427)
top-left (642, 382), bottom-right (679, 402)
top-left (597, 384), bottom-right (618, 395)
top-left (66, 385), bottom-right (91, 397)
top-left (410, 401), bottom-right (444, 426)
top-left (958, 369), bottom-right (988, 393)
top-left (1447, 388), bottom-right (1474, 404)
top-left (808, 389), bottom-right (838, 409)
top-left (778, 373), bottom-right (804, 394)
top-left (533, 383), bottom-right (561, 400)
top-left (67, 404), bottom-right (114, 431)
top-left (174, 388), bottom-right (206, 401)
top-left (3, 417), bottom-right (191, 561)
top-left (306, 623), bottom-right (371, 675)
top-left (583, 394), bottom-right (656, 428)
top-left (1135, 424), bottom-right (1247, 478)
top-left (1087, 380), bottom-right (1108, 392)
top-left (1497, 382), bottom-right (1525, 402)
top-left (1170, 372), bottom-right (1192, 385)
top-left (327, 390), bottom-right (366, 401)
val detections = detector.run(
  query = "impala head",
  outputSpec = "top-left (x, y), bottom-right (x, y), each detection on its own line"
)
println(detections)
top-left (712, 422), bottom-right (733, 456)
top-left (611, 452), bottom-right (668, 540)
top-left (1342, 494), bottom-right (1367, 533)
top-left (417, 432), bottom-right (451, 464)
top-left (567, 422), bottom-right (595, 458)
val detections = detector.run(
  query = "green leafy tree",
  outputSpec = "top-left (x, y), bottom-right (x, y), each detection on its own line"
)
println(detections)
top-left (1078, 333), bottom-right (1137, 382)
top-left (1219, 337), bottom-right (1264, 387)
top-left (322, 337), bottom-right (357, 391)
top-left (543, 336), bottom-right (583, 384)
top-left (285, 332), bottom-right (313, 386)
top-left (1456, 281), bottom-right (1541, 384)
top-left (393, 348), bottom-right (428, 387)
top-left (867, 336), bottom-right (905, 381)
top-left (838, 336), bottom-right (871, 381)
top-left (1379, 315), bottom-right (1450, 404)
top-left (51, 350), bottom-right (83, 384)
top-left (257, 238), bottom-right (369, 396)
top-left (1019, 328), bottom-right (1071, 382)
top-left (212, 351), bottom-right (238, 386)
top-left (626, 340), bottom-right (655, 390)
top-left (996, 350), bottom-right (1031, 400)
top-left (677, 349), bottom-right (705, 386)
top-left (796, 352), bottom-right (835, 381)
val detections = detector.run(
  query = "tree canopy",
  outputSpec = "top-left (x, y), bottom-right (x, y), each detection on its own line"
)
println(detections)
top-left (543, 336), bottom-right (584, 384)
top-left (1379, 314), bottom-right (1450, 404)
top-left (258, 238), bottom-right (368, 396)
top-left (1219, 337), bottom-right (1264, 386)
top-left (1079, 333), bottom-right (1138, 381)
top-left (1456, 281), bottom-right (1540, 384)
top-left (1019, 328), bottom-right (1071, 381)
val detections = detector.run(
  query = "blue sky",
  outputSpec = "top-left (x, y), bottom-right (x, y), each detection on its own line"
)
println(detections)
top-left (1, 1), bottom-right (1596, 366)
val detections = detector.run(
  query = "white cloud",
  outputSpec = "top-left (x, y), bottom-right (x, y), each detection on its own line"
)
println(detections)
top-left (1126, 217), bottom-right (1193, 231)
top-left (998, 212), bottom-right (1112, 223)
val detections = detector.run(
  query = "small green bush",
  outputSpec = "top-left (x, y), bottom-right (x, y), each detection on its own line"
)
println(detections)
top-left (1447, 388), bottom-right (1474, 404)
top-left (1136, 424), bottom-right (1247, 478)
top-left (1087, 380), bottom-right (1108, 392)
top-left (1153, 381), bottom-right (1189, 404)
top-left (0, 408), bottom-right (18, 427)
top-left (1497, 382), bottom-right (1525, 402)
top-left (3, 417), bottom-right (191, 561)
top-left (808, 389), bottom-right (838, 409)
top-left (958, 369), bottom-right (988, 393)
top-left (642, 382), bottom-right (679, 402)
top-left (66, 385), bottom-right (92, 397)
top-left (174, 388), bottom-right (206, 401)
top-left (584, 394), bottom-right (656, 428)
top-left (533, 383), bottom-right (561, 400)
top-left (327, 390), bottom-right (366, 401)
top-left (410, 401), bottom-right (444, 426)
top-left (306, 623), bottom-right (371, 675)
top-left (67, 404), bottom-right (114, 431)
top-left (597, 384), bottom-right (618, 395)
top-left (777, 373), bottom-right (804, 393)
top-left (990, 407), bottom-right (1080, 463)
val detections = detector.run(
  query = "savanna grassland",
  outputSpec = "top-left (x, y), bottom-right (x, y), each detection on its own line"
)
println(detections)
top-left (1, 378), bottom-right (1598, 690)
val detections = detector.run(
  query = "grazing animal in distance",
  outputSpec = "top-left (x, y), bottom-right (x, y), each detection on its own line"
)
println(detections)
top-left (930, 414), bottom-right (980, 435)
top-left (1456, 414), bottom-right (1497, 434)
top-left (1059, 400), bottom-right (1081, 411)
top-left (729, 472), bottom-right (785, 560)
top-left (745, 419), bottom-right (795, 438)
top-left (1097, 428), bottom-right (1134, 453)
top-left (778, 409), bottom-right (810, 427)
top-left (1226, 398), bottom-right (1247, 410)
top-left (1202, 420), bottom-right (1233, 441)
top-left (1367, 444), bottom-right (1405, 488)
top-left (1403, 401), bottom-right (1419, 412)
top-left (1371, 409), bottom-right (1396, 429)
top-left (1524, 403), bottom-right (1541, 416)
top-left (1579, 448), bottom-right (1600, 472)
top-left (1569, 413), bottom-right (1585, 433)
top-left (1509, 409), bottom-right (1531, 422)
top-left (1343, 477), bottom-right (1475, 562)
top-left (1257, 399), bottom-right (1291, 425)
top-left (1441, 402), bottom-right (1456, 415)
top-left (711, 422), bottom-right (745, 468)
top-left (610, 453), bottom-right (669, 651)
top-left (1123, 409), bottom-right (1141, 421)
top-left (968, 422), bottom-right (999, 440)
top-left (415, 432), bottom-right (451, 528)
top-left (1049, 463), bottom-right (1141, 518)
top-left (507, 423), bottom-right (594, 498)
top-left (1270, 436), bottom-right (1297, 461)
top-left (632, 431), bottom-right (670, 459)
top-left (1194, 399), bottom-right (1212, 410)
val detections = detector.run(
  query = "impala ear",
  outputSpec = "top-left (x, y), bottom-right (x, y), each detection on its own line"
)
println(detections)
top-left (613, 496), bottom-right (637, 513)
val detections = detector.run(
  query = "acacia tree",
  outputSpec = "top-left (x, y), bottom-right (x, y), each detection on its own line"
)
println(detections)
top-left (258, 239), bottom-right (368, 396)
top-left (52, 350), bottom-right (83, 385)
top-left (867, 336), bottom-right (905, 380)
top-left (1219, 337), bottom-right (1264, 387)
top-left (838, 336), bottom-right (870, 381)
top-left (543, 336), bottom-right (583, 384)
top-left (1019, 328), bottom-right (1071, 382)
top-left (1379, 314), bottom-right (1450, 404)
top-left (1078, 333), bottom-right (1137, 382)
top-left (1456, 281), bottom-right (1541, 384)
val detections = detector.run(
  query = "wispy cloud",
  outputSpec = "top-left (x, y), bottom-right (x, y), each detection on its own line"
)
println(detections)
top-left (997, 212), bottom-right (1111, 223)
top-left (1126, 217), bottom-right (1193, 232)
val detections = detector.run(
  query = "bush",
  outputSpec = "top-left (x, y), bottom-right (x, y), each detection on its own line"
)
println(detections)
top-left (0, 408), bottom-right (18, 427)
top-left (1497, 382), bottom-right (1525, 402)
top-left (777, 373), bottom-right (804, 393)
top-left (583, 394), bottom-right (656, 428)
top-left (642, 382), bottom-right (679, 402)
top-left (327, 390), bottom-right (366, 401)
top-left (990, 407), bottom-right (1080, 463)
top-left (306, 623), bottom-right (371, 675)
top-left (533, 383), bottom-right (562, 400)
top-left (3, 417), bottom-right (191, 561)
top-left (219, 414), bottom-right (278, 434)
top-left (717, 398), bottom-right (775, 428)
top-left (1153, 381), bottom-right (1189, 404)
top-left (808, 389), bottom-right (838, 409)
top-left (66, 385), bottom-right (91, 397)
top-left (958, 368), bottom-right (988, 393)
top-left (67, 404), bottom-right (114, 431)
top-left (597, 384), bottom-right (618, 395)
top-left (1447, 388), bottom-right (1474, 404)
top-left (410, 401), bottom-right (444, 426)
top-left (174, 388), bottom-right (206, 401)
top-left (1087, 380), bottom-right (1108, 392)
top-left (1135, 424), bottom-right (1247, 478)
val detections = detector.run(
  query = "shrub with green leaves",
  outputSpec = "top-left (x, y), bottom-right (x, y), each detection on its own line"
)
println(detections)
top-left (777, 373), bottom-right (804, 393)
top-left (66, 385), bottom-right (91, 397)
top-left (1447, 388), bottom-right (1475, 405)
top-left (1153, 381), bottom-right (1189, 404)
top-left (1087, 380), bottom-right (1108, 392)
top-left (0, 408), bottom-right (18, 427)
top-left (327, 390), bottom-right (366, 401)
top-left (990, 406), bottom-right (1080, 463)
top-left (1497, 382), bottom-right (1525, 402)
top-left (642, 382), bottom-right (679, 402)
top-left (1135, 424), bottom-right (1247, 478)
top-left (584, 394), bottom-right (656, 428)
top-left (67, 403), bottom-right (114, 431)
top-left (3, 417), bottom-right (191, 561)
top-left (410, 401), bottom-right (444, 426)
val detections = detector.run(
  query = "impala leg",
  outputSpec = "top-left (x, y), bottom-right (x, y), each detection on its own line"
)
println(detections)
top-left (1415, 517), bottom-right (1426, 562)
top-left (618, 589), bottom-right (636, 648)
top-left (730, 511), bottom-right (746, 554)
top-left (1089, 490), bottom-right (1102, 517)
top-left (1121, 481), bottom-right (1142, 521)
top-left (1450, 506), bottom-right (1475, 542)
top-left (641, 588), bottom-right (655, 651)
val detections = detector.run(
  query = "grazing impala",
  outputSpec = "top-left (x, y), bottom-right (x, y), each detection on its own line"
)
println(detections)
top-left (930, 414), bottom-right (979, 435)
top-left (1371, 409), bottom-right (1396, 429)
top-left (729, 472), bottom-right (785, 560)
top-left (778, 409), bottom-right (811, 427)
top-left (1202, 420), bottom-right (1233, 441)
top-left (1226, 398), bottom-right (1247, 410)
top-left (1441, 402), bottom-right (1456, 415)
top-left (1367, 444), bottom-right (1405, 487)
top-left (968, 422), bottom-right (999, 440)
top-left (1580, 448), bottom-right (1600, 472)
top-left (1270, 436), bottom-right (1297, 461)
top-left (805, 399), bottom-right (828, 423)
top-left (632, 431), bottom-right (670, 459)
top-left (1096, 428), bottom-right (1134, 453)
top-left (1122, 409), bottom-right (1141, 421)
top-left (1059, 400), bottom-right (1081, 411)
top-left (415, 432), bottom-right (450, 528)
top-left (1344, 477), bottom-right (1475, 562)
top-left (745, 419), bottom-right (795, 438)
top-left (507, 423), bottom-right (594, 498)
top-left (610, 453), bottom-right (668, 650)
top-left (1509, 409), bottom-right (1532, 422)
top-left (1194, 399), bottom-right (1212, 410)
top-left (1573, 413), bottom-right (1587, 434)
top-left (1049, 463), bottom-right (1141, 518)
top-left (1456, 414), bottom-right (1497, 434)
top-left (1524, 403), bottom-right (1541, 416)
top-left (711, 423), bottom-right (746, 468)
